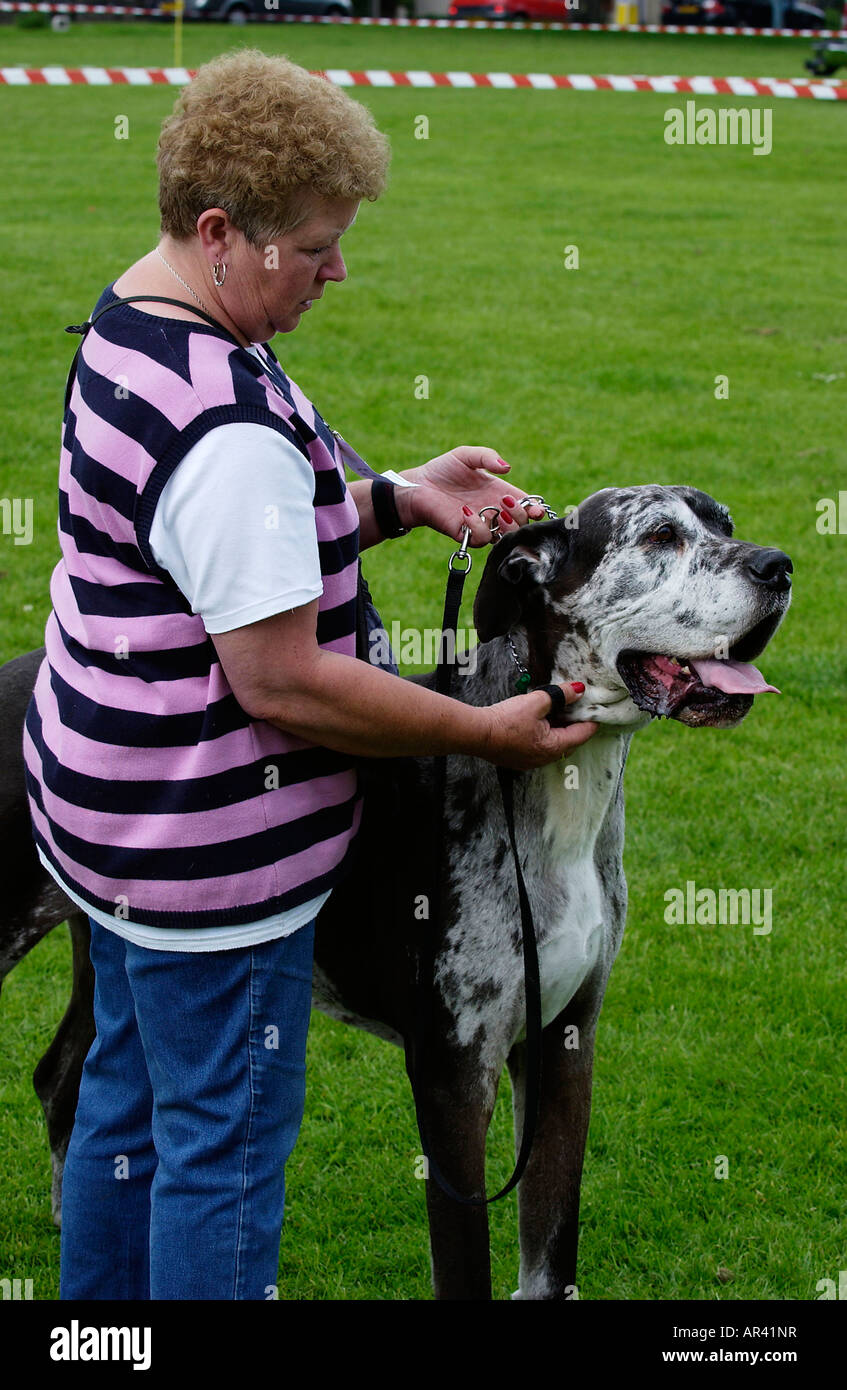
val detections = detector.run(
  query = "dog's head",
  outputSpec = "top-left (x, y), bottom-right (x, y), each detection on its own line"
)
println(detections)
top-left (473, 485), bottom-right (792, 730)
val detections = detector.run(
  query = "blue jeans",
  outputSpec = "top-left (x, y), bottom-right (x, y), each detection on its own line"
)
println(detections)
top-left (59, 917), bottom-right (315, 1300)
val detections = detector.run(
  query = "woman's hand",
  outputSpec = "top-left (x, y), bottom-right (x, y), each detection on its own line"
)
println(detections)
top-left (482, 684), bottom-right (598, 770)
top-left (394, 446), bottom-right (549, 546)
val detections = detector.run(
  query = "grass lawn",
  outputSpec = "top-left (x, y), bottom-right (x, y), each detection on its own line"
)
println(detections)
top-left (0, 22), bottom-right (845, 1302)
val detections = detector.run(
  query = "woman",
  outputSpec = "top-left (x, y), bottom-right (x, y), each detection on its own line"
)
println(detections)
top-left (23, 49), bottom-right (596, 1301)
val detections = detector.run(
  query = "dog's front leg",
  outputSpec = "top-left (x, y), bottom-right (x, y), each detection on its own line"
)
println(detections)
top-left (406, 1042), bottom-right (500, 1300)
top-left (506, 1004), bottom-right (598, 1300)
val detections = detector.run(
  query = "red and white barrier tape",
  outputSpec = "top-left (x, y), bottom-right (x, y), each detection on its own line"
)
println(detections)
top-left (1, 66), bottom-right (845, 95)
top-left (2, 2), bottom-right (156, 11)
top-left (0, 6), bottom-right (845, 38)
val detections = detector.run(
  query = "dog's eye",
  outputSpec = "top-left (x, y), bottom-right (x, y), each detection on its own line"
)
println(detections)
top-left (646, 524), bottom-right (677, 545)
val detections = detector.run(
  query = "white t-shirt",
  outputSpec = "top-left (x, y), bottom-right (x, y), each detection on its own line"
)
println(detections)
top-left (149, 419), bottom-right (324, 634)
top-left (40, 353), bottom-right (338, 950)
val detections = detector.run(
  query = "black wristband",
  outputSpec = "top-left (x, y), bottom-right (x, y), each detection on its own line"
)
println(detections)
top-left (371, 477), bottom-right (410, 539)
top-left (538, 683), bottom-right (568, 727)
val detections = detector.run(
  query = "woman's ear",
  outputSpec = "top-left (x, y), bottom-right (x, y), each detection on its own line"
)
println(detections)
top-left (472, 522), bottom-right (570, 644)
top-left (194, 208), bottom-right (232, 261)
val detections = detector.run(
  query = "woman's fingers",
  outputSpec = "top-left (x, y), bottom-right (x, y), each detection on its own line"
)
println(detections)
top-left (460, 500), bottom-right (547, 543)
top-left (483, 682), bottom-right (598, 770)
top-left (452, 446), bottom-right (511, 475)
top-left (449, 449), bottom-right (550, 519)
top-left (421, 445), bottom-right (553, 541)
top-left (457, 504), bottom-right (495, 547)
top-left (551, 718), bottom-right (599, 758)
top-left (500, 492), bottom-right (549, 527)
top-left (552, 681), bottom-right (587, 707)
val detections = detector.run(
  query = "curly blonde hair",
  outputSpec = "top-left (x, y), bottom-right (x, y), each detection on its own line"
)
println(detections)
top-left (157, 49), bottom-right (390, 246)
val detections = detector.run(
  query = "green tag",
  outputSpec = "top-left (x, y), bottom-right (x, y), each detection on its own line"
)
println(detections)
top-left (515, 672), bottom-right (532, 694)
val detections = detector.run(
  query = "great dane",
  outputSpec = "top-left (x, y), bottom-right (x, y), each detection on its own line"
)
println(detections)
top-left (0, 484), bottom-right (791, 1299)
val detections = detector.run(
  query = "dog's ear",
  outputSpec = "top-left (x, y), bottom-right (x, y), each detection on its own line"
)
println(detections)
top-left (473, 521), bottom-right (570, 643)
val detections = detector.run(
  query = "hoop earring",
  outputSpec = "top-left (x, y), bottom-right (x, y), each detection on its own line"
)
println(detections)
top-left (213, 261), bottom-right (227, 287)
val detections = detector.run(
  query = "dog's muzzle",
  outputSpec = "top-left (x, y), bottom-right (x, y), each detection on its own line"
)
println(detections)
top-left (616, 552), bottom-right (791, 729)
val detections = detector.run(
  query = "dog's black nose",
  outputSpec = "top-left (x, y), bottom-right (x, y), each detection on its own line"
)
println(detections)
top-left (747, 548), bottom-right (793, 592)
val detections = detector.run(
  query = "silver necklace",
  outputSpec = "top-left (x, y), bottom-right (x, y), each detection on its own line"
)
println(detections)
top-left (507, 633), bottom-right (532, 693)
top-left (155, 247), bottom-right (214, 318)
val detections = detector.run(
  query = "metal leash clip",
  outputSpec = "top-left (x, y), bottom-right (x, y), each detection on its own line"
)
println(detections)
top-left (448, 524), bottom-right (473, 574)
top-left (450, 495), bottom-right (556, 571)
top-left (477, 505), bottom-right (502, 543)
top-left (518, 494), bottom-right (559, 520)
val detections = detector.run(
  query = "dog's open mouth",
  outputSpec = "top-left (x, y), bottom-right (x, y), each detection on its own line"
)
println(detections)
top-left (617, 648), bottom-right (780, 727)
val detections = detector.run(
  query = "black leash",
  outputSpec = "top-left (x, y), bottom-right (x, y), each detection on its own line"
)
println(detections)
top-left (409, 522), bottom-right (567, 1205)
top-left (63, 295), bottom-right (244, 413)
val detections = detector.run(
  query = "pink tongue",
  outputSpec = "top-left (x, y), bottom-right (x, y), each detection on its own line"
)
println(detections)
top-left (690, 658), bottom-right (780, 695)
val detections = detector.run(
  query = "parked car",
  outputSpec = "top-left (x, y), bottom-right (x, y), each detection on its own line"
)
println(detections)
top-left (183, 0), bottom-right (352, 21)
top-left (661, 0), bottom-right (826, 27)
top-left (448, 1), bottom-right (583, 20)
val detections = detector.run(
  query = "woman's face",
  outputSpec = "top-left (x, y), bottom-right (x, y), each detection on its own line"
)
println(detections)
top-left (227, 195), bottom-right (360, 342)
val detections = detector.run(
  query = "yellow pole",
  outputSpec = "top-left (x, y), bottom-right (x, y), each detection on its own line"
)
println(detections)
top-left (160, 1), bottom-right (184, 68)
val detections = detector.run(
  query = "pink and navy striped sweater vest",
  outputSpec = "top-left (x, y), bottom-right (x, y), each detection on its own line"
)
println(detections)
top-left (23, 285), bottom-right (363, 929)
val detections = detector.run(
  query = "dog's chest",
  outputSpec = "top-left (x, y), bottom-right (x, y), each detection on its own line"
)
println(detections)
top-left (534, 856), bottom-right (605, 1033)
top-left (440, 736), bottom-right (626, 1051)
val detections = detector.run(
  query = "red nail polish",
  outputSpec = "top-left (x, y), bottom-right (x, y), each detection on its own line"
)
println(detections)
top-left (500, 509), bottom-right (513, 524)
top-left (497, 457), bottom-right (508, 466)
top-left (501, 495), bottom-right (517, 508)
top-left (571, 682), bottom-right (585, 694)
top-left (462, 505), bottom-right (473, 516)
